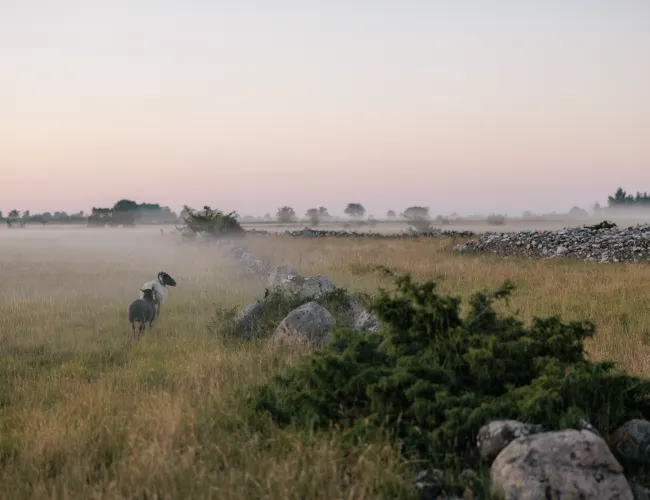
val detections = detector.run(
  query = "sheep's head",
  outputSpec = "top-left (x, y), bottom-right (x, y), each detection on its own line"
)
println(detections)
top-left (140, 288), bottom-right (155, 301)
top-left (158, 271), bottom-right (177, 287)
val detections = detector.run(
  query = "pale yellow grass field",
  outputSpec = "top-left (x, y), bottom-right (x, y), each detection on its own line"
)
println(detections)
top-left (0, 226), bottom-right (649, 499)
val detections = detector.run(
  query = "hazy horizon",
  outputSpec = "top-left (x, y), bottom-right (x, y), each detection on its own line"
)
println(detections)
top-left (2, 1), bottom-right (649, 217)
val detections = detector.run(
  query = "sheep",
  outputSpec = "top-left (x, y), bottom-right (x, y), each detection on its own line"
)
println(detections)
top-left (128, 288), bottom-right (157, 339)
top-left (140, 271), bottom-right (177, 317)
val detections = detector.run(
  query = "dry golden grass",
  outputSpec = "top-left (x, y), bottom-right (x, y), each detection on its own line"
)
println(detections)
top-left (1, 226), bottom-right (649, 499)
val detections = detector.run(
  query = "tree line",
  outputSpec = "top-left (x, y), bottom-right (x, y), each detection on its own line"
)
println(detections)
top-left (3, 187), bottom-right (647, 228)
top-left (606, 188), bottom-right (650, 207)
top-left (1, 199), bottom-right (179, 227)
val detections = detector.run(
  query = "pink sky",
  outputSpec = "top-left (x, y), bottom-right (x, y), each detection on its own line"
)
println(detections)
top-left (1, 1), bottom-right (649, 217)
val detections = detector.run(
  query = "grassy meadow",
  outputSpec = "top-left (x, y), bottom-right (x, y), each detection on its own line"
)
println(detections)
top-left (1, 226), bottom-right (649, 499)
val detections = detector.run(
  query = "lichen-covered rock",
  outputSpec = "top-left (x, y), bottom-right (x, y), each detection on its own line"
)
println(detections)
top-left (490, 429), bottom-right (633, 500)
top-left (354, 309), bottom-right (379, 332)
top-left (610, 419), bottom-right (650, 465)
top-left (348, 299), bottom-right (379, 332)
top-left (300, 275), bottom-right (335, 299)
top-left (270, 301), bottom-right (336, 348)
top-left (267, 265), bottom-right (302, 289)
top-left (477, 420), bottom-right (544, 461)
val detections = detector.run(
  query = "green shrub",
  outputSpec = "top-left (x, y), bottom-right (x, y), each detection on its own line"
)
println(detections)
top-left (181, 206), bottom-right (244, 239)
top-left (252, 273), bottom-right (650, 473)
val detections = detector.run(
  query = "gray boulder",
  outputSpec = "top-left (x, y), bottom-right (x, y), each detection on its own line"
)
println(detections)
top-left (268, 265), bottom-right (302, 290)
top-left (234, 300), bottom-right (262, 339)
top-left (270, 301), bottom-right (336, 348)
top-left (490, 429), bottom-right (633, 500)
top-left (477, 420), bottom-right (544, 462)
top-left (348, 299), bottom-right (379, 332)
top-left (300, 275), bottom-right (336, 299)
top-left (610, 419), bottom-right (650, 465)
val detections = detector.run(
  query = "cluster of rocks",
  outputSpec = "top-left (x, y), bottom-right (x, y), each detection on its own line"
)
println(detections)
top-left (416, 418), bottom-right (650, 499)
top-left (214, 241), bottom-right (379, 345)
top-left (246, 226), bottom-right (476, 239)
top-left (455, 224), bottom-right (650, 263)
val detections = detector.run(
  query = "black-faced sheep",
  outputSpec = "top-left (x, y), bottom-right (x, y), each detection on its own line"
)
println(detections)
top-left (140, 271), bottom-right (177, 316)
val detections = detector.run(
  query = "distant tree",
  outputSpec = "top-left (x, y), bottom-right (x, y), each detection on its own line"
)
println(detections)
top-left (606, 188), bottom-right (650, 208)
top-left (21, 210), bottom-right (30, 222)
top-left (387, 210), bottom-right (396, 218)
top-left (277, 206), bottom-right (296, 223)
top-left (88, 207), bottom-right (113, 227)
top-left (317, 206), bottom-right (329, 218)
top-left (111, 199), bottom-right (139, 226)
top-left (180, 205), bottom-right (193, 220)
top-left (402, 206), bottom-right (431, 232)
top-left (568, 206), bottom-right (588, 219)
top-left (344, 203), bottom-right (365, 218)
top-left (593, 202), bottom-right (601, 214)
top-left (487, 214), bottom-right (507, 226)
top-left (305, 208), bottom-right (320, 226)
top-left (8, 209), bottom-right (20, 219)
top-left (0, 210), bottom-right (3, 221)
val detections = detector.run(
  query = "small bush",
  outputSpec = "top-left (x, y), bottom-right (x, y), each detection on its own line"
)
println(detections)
top-left (181, 206), bottom-right (244, 239)
top-left (252, 273), bottom-right (650, 480)
top-left (584, 220), bottom-right (618, 231)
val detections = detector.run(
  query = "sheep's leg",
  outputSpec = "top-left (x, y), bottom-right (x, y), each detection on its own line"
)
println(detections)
top-left (131, 322), bottom-right (136, 339)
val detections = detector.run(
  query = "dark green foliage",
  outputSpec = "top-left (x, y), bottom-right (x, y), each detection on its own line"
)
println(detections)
top-left (344, 203), bottom-right (366, 218)
top-left (181, 206), bottom-right (244, 239)
top-left (608, 187), bottom-right (650, 207)
top-left (252, 273), bottom-right (650, 474)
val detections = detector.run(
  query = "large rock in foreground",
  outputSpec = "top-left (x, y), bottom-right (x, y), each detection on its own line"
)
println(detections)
top-left (491, 429), bottom-right (633, 500)
top-left (270, 301), bottom-right (336, 348)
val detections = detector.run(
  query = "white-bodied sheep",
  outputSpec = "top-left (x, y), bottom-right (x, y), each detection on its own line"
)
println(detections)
top-left (140, 271), bottom-right (177, 317)
top-left (128, 288), bottom-right (157, 339)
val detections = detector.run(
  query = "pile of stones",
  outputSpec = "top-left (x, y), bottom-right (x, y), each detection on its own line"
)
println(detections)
top-left (455, 223), bottom-right (650, 263)
top-left (246, 226), bottom-right (476, 239)
top-left (213, 240), bottom-right (379, 346)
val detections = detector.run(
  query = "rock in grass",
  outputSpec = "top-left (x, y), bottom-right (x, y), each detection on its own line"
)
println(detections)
top-left (490, 429), bottom-right (633, 500)
top-left (267, 265), bottom-right (302, 290)
top-left (299, 275), bottom-right (335, 299)
top-left (477, 420), bottom-right (544, 462)
top-left (609, 419), bottom-right (650, 465)
top-left (270, 301), bottom-right (335, 348)
top-left (348, 299), bottom-right (379, 332)
top-left (234, 300), bottom-right (262, 339)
